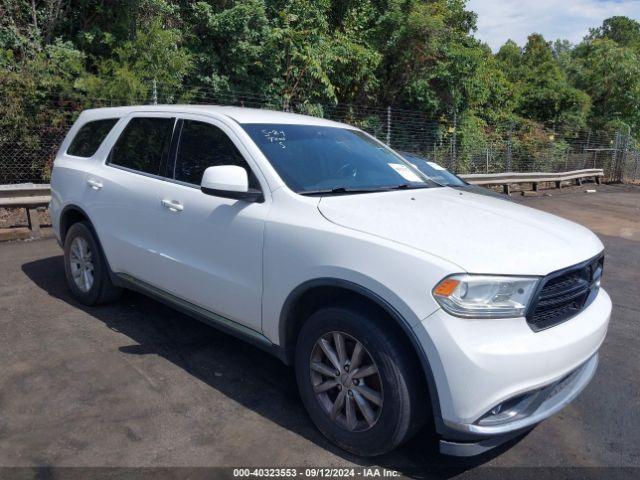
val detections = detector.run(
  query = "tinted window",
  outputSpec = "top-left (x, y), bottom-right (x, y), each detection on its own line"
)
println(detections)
top-left (174, 120), bottom-right (259, 189)
top-left (109, 117), bottom-right (174, 175)
top-left (241, 124), bottom-right (433, 193)
top-left (67, 119), bottom-right (118, 157)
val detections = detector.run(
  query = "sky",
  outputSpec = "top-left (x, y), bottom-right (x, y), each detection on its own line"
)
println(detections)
top-left (467, 0), bottom-right (640, 50)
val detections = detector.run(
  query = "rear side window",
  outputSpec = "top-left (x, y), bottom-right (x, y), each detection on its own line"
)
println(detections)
top-left (174, 120), bottom-right (259, 189)
top-left (109, 117), bottom-right (175, 175)
top-left (67, 119), bottom-right (118, 157)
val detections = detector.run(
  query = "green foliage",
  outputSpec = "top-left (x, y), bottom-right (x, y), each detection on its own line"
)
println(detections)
top-left (78, 17), bottom-right (192, 103)
top-left (511, 121), bottom-right (570, 172)
top-left (497, 34), bottom-right (590, 128)
top-left (188, 0), bottom-right (271, 94)
top-left (373, 0), bottom-right (480, 115)
top-left (455, 112), bottom-right (489, 173)
top-left (0, 35), bottom-right (87, 182)
top-left (570, 38), bottom-right (640, 134)
top-left (588, 16), bottom-right (640, 51)
top-left (2, 1), bottom-right (640, 180)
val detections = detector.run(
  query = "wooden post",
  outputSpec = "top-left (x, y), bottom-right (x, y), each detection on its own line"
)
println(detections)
top-left (26, 208), bottom-right (41, 238)
top-left (595, 176), bottom-right (601, 185)
top-left (555, 180), bottom-right (562, 189)
top-left (532, 182), bottom-right (538, 192)
top-left (503, 184), bottom-right (510, 195)
top-left (575, 178), bottom-right (582, 186)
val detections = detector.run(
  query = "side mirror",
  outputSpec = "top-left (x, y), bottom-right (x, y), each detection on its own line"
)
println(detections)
top-left (201, 165), bottom-right (263, 202)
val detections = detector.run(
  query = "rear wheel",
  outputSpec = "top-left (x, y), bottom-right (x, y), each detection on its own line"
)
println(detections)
top-left (295, 303), bottom-right (426, 456)
top-left (64, 221), bottom-right (122, 305)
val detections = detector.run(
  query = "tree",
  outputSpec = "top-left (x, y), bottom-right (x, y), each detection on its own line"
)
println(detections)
top-left (514, 34), bottom-right (590, 130)
top-left (496, 40), bottom-right (522, 82)
top-left (552, 39), bottom-right (573, 72)
top-left (186, 0), bottom-right (273, 95)
top-left (571, 38), bottom-right (640, 134)
top-left (373, 0), bottom-right (480, 114)
top-left (260, 0), bottom-right (380, 109)
top-left (588, 16), bottom-right (640, 51)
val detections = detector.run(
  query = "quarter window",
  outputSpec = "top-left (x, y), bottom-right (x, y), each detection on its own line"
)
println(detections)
top-left (174, 120), bottom-right (259, 189)
top-left (67, 119), bottom-right (118, 157)
top-left (109, 117), bottom-right (175, 175)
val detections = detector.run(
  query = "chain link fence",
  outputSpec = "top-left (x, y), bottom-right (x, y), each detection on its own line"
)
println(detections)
top-left (2, 83), bottom-right (640, 185)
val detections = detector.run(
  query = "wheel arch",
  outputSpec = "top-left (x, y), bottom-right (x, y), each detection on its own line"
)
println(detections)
top-left (59, 204), bottom-right (93, 244)
top-left (59, 204), bottom-right (118, 281)
top-left (279, 277), bottom-right (443, 424)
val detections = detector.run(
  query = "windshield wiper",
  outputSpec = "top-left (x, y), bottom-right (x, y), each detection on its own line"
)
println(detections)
top-left (386, 183), bottom-right (432, 190)
top-left (299, 184), bottom-right (431, 196)
top-left (299, 187), bottom-right (382, 196)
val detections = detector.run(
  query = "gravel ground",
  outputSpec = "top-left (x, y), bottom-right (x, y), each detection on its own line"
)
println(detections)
top-left (0, 207), bottom-right (51, 229)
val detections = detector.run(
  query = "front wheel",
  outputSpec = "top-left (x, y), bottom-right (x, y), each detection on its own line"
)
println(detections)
top-left (295, 303), bottom-right (426, 456)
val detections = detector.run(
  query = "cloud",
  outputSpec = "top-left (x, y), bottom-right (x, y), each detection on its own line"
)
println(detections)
top-left (467, 0), bottom-right (640, 50)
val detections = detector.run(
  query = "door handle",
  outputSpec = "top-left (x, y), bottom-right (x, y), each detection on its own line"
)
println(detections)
top-left (161, 199), bottom-right (184, 212)
top-left (87, 178), bottom-right (103, 190)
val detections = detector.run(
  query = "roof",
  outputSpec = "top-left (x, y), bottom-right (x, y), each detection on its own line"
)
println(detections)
top-left (80, 104), bottom-right (354, 128)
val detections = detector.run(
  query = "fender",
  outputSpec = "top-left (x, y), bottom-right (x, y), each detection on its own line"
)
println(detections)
top-left (279, 277), bottom-right (444, 426)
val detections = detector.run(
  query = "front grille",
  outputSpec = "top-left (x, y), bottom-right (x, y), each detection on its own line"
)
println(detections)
top-left (527, 254), bottom-right (604, 331)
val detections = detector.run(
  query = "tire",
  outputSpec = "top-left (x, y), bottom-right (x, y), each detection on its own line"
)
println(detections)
top-left (63, 221), bottom-right (122, 305)
top-left (295, 302), bottom-right (427, 456)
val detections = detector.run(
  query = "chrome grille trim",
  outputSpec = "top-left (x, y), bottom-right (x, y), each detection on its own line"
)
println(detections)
top-left (526, 253), bottom-right (604, 331)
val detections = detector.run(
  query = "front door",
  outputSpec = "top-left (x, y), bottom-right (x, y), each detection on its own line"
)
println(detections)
top-left (152, 116), bottom-right (269, 332)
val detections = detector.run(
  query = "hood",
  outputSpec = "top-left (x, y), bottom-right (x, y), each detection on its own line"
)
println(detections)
top-left (317, 187), bottom-right (603, 276)
top-left (453, 184), bottom-right (510, 200)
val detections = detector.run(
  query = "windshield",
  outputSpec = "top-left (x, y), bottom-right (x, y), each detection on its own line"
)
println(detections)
top-left (241, 124), bottom-right (436, 194)
top-left (401, 152), bottom-right (466, 187)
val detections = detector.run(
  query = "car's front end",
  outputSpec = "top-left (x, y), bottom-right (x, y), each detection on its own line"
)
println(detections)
top-left (413, 259), bottom-right (610, 455)
top-left (313, 183), bottom-right (611, 456)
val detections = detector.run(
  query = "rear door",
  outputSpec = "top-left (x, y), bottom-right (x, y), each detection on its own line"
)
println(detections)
top-left (83, 113), bottom-right (178, 286)
top-left (151, 115), bottom-right (269, 331)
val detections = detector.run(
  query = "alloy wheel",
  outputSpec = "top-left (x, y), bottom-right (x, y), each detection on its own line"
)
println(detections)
top-left (309, 331), bottom-right (383, 432)
top-left (69, 236), bottom-right (94, 292)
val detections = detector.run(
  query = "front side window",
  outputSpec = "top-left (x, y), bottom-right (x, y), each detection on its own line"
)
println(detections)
top-left (174, 120), bottom-right (259, 189)
top-left (109, 117), bottom-right (174, 175)
top-left (67, 118), bottom-right (118, 157)
top-left (241, 124), bottom-right (434, 194)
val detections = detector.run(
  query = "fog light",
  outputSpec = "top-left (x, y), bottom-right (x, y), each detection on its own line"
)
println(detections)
top-left (477, 393), bottom-right (535, 426)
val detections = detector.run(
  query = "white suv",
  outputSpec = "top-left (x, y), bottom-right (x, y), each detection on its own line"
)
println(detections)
top-left (50, 106), bottom-right (611, 457)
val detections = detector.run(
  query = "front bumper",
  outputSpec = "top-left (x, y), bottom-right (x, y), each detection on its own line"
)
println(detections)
top-left (445, 352), bottom-right (598, 436)
top-left (413, 288), bottom-right (611, 444)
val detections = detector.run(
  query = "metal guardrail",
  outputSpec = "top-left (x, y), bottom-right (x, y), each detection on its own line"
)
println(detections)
top-left (0, 182), bottom-right (51, 196)
top-left (459, 168), bottom-right (604, 194)
top-left (0, 183), bottom-right (51, 238)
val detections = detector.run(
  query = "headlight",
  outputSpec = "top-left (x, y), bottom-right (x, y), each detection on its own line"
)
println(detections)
top-left (432, 274), bottom-right (540, 318)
